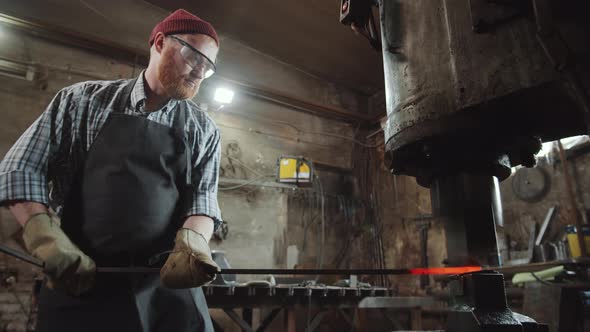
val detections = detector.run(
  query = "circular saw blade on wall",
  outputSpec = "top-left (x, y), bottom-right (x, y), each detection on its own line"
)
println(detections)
top-left (511, 167), bottom-right (551, 203)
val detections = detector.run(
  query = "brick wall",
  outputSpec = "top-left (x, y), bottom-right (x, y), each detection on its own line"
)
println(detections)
top-left (0, 210), bottom-right (40, 332)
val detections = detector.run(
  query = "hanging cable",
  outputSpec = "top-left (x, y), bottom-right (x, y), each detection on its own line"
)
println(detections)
top-left (221, 152), bottom-right (267, 177)
top-left (218, 175), bottom-right (275, 191)
top-left (314, 172), bottom-right (326, 283)
top-left (349, 3), bottom-right (382, 51)
top-left (214, 112), bottom-right (383, 148)
top-left (365, 7), bottom-right (382, 50)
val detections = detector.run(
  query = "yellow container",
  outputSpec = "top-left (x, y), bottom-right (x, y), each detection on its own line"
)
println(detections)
top-left (565, 225), bottom-right (590, 258)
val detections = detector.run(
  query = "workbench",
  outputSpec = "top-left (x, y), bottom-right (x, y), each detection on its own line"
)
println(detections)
top-left (203, 284), bottom-right (441, 332)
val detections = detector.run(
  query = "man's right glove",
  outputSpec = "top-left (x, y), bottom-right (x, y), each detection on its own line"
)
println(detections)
top-left (22, 213), bottom-right (96, 296)
top-left (160, 228), bottom-right (221, 289)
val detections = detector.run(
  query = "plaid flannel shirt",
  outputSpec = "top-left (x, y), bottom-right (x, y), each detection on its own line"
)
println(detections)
top-left (0, 71), bottom-right (222, 228)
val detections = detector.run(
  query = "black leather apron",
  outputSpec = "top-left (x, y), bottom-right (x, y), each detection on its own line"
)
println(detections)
top-left (37, 78), bottom-right (214, 332)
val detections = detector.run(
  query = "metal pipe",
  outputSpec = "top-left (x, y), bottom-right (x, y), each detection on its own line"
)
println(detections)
top-left (491, 176), bottom-right (504, 228)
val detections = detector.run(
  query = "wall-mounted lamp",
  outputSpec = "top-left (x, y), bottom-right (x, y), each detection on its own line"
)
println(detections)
top-left (214, 87), bottom-right (235, 105)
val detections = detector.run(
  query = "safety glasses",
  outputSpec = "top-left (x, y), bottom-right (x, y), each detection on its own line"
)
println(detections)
top-left (169, 35), bottom-right (216, 79)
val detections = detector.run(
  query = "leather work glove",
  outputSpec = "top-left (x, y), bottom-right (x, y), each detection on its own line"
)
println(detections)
top-left (160, 228), bottom-right (221, 289)
top-left (22, 213), bottom-right (96, 296)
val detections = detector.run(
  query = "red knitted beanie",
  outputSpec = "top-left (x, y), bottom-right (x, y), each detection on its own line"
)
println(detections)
top-left (149, 9), bottom-right (219, 46)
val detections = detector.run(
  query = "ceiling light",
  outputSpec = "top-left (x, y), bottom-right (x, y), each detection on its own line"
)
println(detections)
top-left (214, 87), bottom-right (234, 104)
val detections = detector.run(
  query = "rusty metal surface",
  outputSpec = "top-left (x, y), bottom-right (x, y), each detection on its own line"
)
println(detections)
top-left (379, 0), bottom-right (590, 179)
top-left (384, 80), bottom-right (582, 183)
top-left (379, 0), bottom-right (456, 142)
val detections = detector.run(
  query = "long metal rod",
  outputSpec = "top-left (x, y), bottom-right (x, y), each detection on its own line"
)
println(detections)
top-left (95, 267), bottom-right (412, 275)
top-left (0, 244), bottom-right (481, 275)
top-left (95, 261), bottom-right (589, 275)
top-left (0, 244), bottom-right (482, 275)
top-left (96, 267), bottom-right (483, 275)
top-left (4, 244), bottom-right (587, 276)
top-left (0, 244), bottom-right (44, 268)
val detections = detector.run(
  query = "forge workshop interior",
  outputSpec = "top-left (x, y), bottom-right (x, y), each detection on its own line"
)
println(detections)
top-left (0, 1), bottom-right (589, 331)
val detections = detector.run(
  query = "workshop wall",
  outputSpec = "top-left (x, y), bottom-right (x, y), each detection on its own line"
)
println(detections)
top-left (0, 23), bottom-right (366, 331)
top-left (364, 96), bottom-right (444, 298)
top-left (349, 134), bottom-right (445, 295)
top-left (499, 148), bottom-right (590, 262)
top-left (335, 133), bottom-right (450, 331)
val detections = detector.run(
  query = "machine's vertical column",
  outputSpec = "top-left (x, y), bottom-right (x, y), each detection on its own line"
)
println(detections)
top-left (430, 174), bottom-right (501, 267)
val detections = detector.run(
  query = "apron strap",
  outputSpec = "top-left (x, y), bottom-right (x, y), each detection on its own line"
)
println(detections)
top-left (173, 102), bottom-right (192, 186)
top-left (115, 78), bottom-right (139, 113)
top-left (173, 101), bottom-right (187, 128)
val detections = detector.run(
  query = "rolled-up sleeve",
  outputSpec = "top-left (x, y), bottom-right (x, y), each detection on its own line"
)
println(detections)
top-left (186, 126), bottom-right (222, 228)
top-left (0, 89), bottom-right (71, 206)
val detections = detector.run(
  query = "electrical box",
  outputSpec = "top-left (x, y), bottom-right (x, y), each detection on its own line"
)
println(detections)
top-left (277, 156), bottom-right (313, 185)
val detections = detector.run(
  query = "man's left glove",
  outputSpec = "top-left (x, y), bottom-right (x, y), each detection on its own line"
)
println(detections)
top-left (160, 228), bottom-right (221, 289)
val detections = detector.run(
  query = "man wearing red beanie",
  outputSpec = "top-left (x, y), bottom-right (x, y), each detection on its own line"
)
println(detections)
top-left (0, 9), bottom-right (222, 332)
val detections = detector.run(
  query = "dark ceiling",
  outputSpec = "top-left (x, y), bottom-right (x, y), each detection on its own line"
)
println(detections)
top-left (0, 0), bottom-right (384, 95)
top-left (145, 0), bottom-right (384, 95)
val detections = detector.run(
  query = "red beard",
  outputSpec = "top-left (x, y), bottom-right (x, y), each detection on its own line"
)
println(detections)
top-left (157, 48), bottom-right (201, 100)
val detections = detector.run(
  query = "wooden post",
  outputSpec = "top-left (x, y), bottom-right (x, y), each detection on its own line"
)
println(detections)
top-left (242, 308), bottom-right (252, 332)
top-left (410, 308), bottom-right (423, 330)
top-left (355, 308), bottom-right (366, 330)
top-left (285, 309), bottom-right (296, 332)
top-left (557, 141), bottom-right (587, 257)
